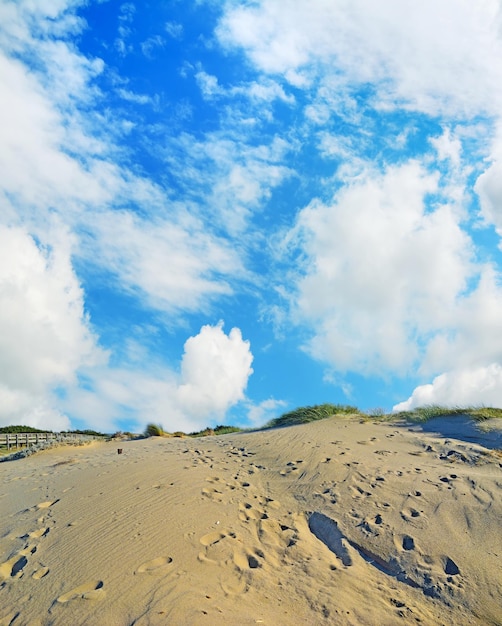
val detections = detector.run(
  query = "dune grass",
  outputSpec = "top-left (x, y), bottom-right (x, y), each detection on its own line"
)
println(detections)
top-left (143, 423), bottom-right (243, 438)
top-left (392, 405), bottom-right (502, 423)
top-left (142, 404), bottom-right (502, 439)
top-left (264, 403), bottom-right (362, 429)
top-left (264, 403), bottom-right (502, 429)
top-left (144, 423), bottom-right (166, 437)
top-left (190, 425), bottom-right (243, 437)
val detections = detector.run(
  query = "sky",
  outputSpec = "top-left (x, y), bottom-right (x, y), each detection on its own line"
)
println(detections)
top-left (2, 0), bottom-right (502, 434)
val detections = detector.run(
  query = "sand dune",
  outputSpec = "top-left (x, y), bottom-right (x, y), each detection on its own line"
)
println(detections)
top-left (1, 416), bottom-right (501, 625)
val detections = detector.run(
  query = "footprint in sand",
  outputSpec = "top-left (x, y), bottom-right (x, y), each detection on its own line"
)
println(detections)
top-left (401, 507), bottom-right (421, 521)
top-left (200, 531), bottom-right (229, 547)
top-left (258, 518), bottom-right (295, 551)
top-left (233, 549), bottom-right (263, 571)
top-left (0, 546), bottom-right (37, 581)
top-left (201, 486), bottom-right (223, 502)
top-left (401, 535), bottom-right (415, 551)
top-left (199, 530), bottom-right (234, 561)
top-left (239, 502), bottom-right (267, 522)
top-left (37, 499), bottom-right (59, 510)
top-left (28, 527), bottom-right (50, 539)
top-left (32, 566), bottom-right (50, 580)
top-left (136, 556), bottom-right (173, 573)
top-left (0, 555), bottom-right (26, 580)
top-left (220, 571), bottom-right (247, 595)
top-left (444, 557), bottom-right (460, 576)
top-left (56, 580), bottom-right (105, 603)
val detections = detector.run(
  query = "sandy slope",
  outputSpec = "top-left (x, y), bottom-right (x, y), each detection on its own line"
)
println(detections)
top-left (1, 416), bottom-right (501, 626)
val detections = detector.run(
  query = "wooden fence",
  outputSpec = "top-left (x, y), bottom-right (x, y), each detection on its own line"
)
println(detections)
top-left (0, 432), bottom-right (90, 450)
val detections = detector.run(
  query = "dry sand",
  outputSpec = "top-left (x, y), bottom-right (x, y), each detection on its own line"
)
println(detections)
top-left (1, 415), bottom-right (502, 625)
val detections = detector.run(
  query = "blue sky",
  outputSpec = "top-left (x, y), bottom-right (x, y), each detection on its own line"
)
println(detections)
top-left (2, 0), bottom-right (502, 434)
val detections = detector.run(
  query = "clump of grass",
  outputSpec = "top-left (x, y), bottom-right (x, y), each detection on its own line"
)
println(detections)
top-left (144, 423), bottom-right (165, 437)
top-left (392, 405), bottom-right (502, 423)
top-left (468, 407), bottom-right (502, 421)
top-left (265, 403), bottom-right (361, 429)
top-left (214, 425), bottom-right (243, 435)
top-left (190, 425), bottom-right (243, 438)
top-left (392, 405), bottom-right (466, 423)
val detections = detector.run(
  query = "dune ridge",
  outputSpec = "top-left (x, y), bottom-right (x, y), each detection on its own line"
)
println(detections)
top-left (1, 415), bottom-right (501, 625)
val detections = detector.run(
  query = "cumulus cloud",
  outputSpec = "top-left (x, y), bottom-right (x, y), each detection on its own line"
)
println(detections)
top-left (177, 322), bottom-right (254, 420)
top-left (287, 160), bottom-right (476, 374)
top-left (0, 225), bottom-right (104, 429)
top-left (283, 156), bottom-right (502, 407)
top-left (61, 323), bottom-right (254, 433)
top-left (394, 364), bottom-right (502, 411)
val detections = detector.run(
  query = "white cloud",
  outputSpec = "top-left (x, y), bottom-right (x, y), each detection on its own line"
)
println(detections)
top-left (165, 21), bottom-right (183, 40)
top-left (195, 69), bottom-right (294, 106)
top-left (195, 70), bottom-right (220, 98)
top-left (475, 126), bottom-right (502, 241)
top-left (0, 0), bottom-right (264, 433)
top-left (0, 0), bottom-right (246, 318)
top-left (217, 0), bottom-right (502, 117)
top-left (165, 132), bottom-right (292, 234)
top-left (420, 265), bottom-right (502, 375)
top-left (246, 398), bottom-right (287, 427)
top-left (140, 35), bottom-right (166, 58)
top-left (0, 225), bottom-right (105, 429)
top-left (394, 364), bottom-right (502, 411)
top-left (61, 323), bottom-right (254, 433)
top-left (287, 160), bottom-right (475, 374)
top-left (476, 161), bottom-right (502, 238)
top-left (177, 322), bottom-right (254, 419)
top-left (87, 210), bottom-right (242, 315)
top-left (283, 157), bottom-right (502, 406)
top-left (116, 88), bottom-right (153, 105)
top-left (430, 128), bottom-right (462, 169)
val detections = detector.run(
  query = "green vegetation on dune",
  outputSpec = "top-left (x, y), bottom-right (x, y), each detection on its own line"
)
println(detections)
top-left (143, 422), bottom-right (243, 438)
top-left (144, 423), bottom-right (165, 437)
top-left (393, 405), bottom-right (502, 423)
top-left (190, 425), bottom-right (243, 437)
top-left (264, 403), bottom-right (502, 430)
top-left (265, 403), bottom-right (362, 429)
top-left (6, 404), bottom-right (502, 449)
top-left (0, 425), bottom-right (52, 434)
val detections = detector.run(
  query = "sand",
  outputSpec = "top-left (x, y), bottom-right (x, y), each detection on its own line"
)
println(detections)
top-left (1, 416), bottom-right (501, 625)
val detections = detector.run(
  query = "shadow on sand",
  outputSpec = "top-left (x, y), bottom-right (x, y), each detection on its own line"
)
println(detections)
top-left (405, 415), bottom-right (502, 450)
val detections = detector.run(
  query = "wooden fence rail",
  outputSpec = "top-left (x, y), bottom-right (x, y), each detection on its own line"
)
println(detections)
top-left (0, 432), bottom-right (91, 450)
